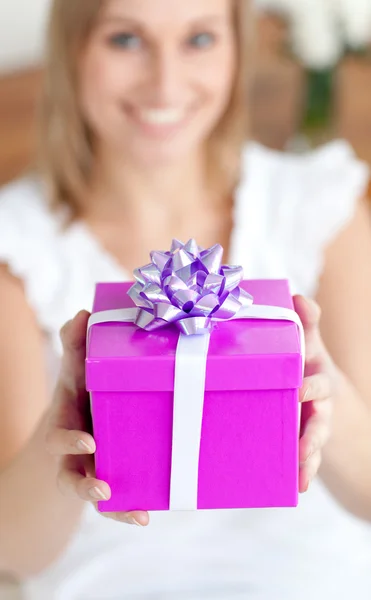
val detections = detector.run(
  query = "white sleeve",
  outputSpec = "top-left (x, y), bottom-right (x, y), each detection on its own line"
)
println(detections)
top-left (276, 140), bottom-right (370, 296)
top-left (0, 177), bottom-right (62, 335)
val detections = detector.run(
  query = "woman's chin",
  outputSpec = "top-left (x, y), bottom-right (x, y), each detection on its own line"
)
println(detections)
top-left (121, 142), bottom-right (194, 169)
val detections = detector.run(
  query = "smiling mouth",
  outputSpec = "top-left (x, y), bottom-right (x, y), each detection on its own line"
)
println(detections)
top-left (138, 108), bottom-right (187, 125)
top-left (124, 104), bottom-right (191, 130)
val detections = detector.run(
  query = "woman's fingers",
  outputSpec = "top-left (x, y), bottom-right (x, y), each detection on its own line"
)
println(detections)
top-left (60, 310), bottom-right (89, 355)
top-left (106, 511), bottom-right (150, 526)
top-left (299, 450), bottom-right (322, 493)
top-left (48, 313), bottom-right (150, 527)
top-left (299, 412), bottom-right (332, 463)
top-left (293, 295), bottom-right (327, 366)
top-left (57, 455), bottom-right (111, 501)
top-left (293, 295), bottom-right (321, 330)
top-left (57, 455), bottom-right (149, 526)
top-left (46, 427), bottom-right (96, 456)
top-left (46, 311), bottom-right (94, 446)
top-left (294, 295), bottom-right (335, 493)
top-left (300, 372), bottom-right (334, 403)
top-left (59, 310), bottom-right (90, 393)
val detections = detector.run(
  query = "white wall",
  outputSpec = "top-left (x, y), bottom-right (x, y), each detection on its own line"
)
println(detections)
top-left (0, 0), bottom-right (51, 73)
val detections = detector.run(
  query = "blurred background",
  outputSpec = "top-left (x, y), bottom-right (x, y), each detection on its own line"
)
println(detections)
top-left (0, 0), bottom-right (371, 194)
top-left (0, 1), bottom-right (370, 597)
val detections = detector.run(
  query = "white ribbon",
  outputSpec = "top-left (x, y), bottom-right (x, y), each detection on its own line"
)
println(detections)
top-left (88, 305), bottom-right (305, 511)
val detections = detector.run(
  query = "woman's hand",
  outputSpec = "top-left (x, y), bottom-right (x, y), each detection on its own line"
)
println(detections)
top-left (45, 310), bottom-right (149, 527)
top-left (294, 296), bottom-right (337, 494)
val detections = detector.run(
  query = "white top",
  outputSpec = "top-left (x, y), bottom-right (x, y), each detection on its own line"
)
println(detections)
top-left (0, 141), bottom-right (370, 600)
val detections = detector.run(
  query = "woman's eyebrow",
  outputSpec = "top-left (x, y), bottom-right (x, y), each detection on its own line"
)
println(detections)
top-left (97, 15), bottom-right (141, 27)
top-left (97, 14), bottom-right (227, 28)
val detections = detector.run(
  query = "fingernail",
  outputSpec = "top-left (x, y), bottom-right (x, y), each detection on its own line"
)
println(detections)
top-left (60, 320), bottom-right (72, 340)
top-left (300, 480), bottom-right (310, 494)
top-left (89, 487), bottom-right (108, 501)
top-left (303, 387), bottom-right (311, 402)
top-left (75, 309), bottom-right (89, 322)
top-left (77, 439), bottom-right (94, 453)
top-left (130, 517), bottom-right (143, 526)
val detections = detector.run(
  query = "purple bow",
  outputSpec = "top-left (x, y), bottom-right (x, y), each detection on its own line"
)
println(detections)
top-left (127, 239), bottom-right (253, 335)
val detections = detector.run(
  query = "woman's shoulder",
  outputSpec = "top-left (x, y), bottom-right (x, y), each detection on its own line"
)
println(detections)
top-left (0, 177), bottom-right (74, 342)
top-left (238, 140), bottom-right (370, 295)
top-left (0, 176), bottom-right (122, 344)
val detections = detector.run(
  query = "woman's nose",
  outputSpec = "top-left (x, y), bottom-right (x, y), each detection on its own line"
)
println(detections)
top-left (148, 47), bottom-right (184, 105)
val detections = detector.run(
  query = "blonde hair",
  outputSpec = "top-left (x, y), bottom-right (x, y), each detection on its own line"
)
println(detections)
top-left (39, 0), bottom-right (253, 216)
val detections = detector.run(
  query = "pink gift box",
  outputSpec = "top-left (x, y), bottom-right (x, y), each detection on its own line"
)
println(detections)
top-left (86, 279), bottom-right (302, 512)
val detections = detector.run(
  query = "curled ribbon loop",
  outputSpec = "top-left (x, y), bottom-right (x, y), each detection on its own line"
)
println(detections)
top-left (128, 239), bottom-right (254, 335)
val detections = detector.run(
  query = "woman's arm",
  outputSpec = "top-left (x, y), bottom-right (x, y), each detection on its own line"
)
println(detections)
top-left (315, 195), bottom-right (371, 519)
top-left (0, 267), bottom-right (84, 578)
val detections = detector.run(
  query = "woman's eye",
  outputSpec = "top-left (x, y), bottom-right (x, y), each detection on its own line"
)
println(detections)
top-left (109, 33), bottom-right (142, 50)
top-left (187, 32), bottom-right (216, 50)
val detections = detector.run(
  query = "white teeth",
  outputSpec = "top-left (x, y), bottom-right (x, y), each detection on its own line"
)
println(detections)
top-left (138, 109), bottom-right (185, 125)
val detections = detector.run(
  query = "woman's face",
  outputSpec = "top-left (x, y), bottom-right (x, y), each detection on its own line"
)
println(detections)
top-left (79, 0), bottom-right (237, 167)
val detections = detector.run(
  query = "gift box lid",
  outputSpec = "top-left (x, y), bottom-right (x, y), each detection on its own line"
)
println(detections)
top-left (86, 280), bottom-right (302, 392)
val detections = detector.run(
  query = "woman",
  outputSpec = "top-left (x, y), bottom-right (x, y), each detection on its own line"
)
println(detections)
top-left (0, 0), bottom-right (371, 598)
